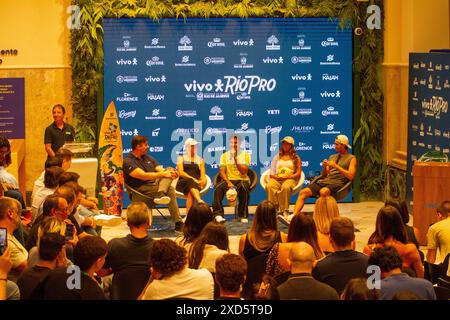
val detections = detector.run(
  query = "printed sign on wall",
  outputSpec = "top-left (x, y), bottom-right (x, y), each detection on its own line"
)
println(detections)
top-left (0, 78), bottom-right (25, 139)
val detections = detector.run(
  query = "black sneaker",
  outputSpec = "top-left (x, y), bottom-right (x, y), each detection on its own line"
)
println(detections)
top-left (174, 221), bottom-right (184, 232)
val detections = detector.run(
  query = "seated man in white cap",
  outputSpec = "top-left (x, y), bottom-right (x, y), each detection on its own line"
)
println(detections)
top-left (279, 134), bottom-right (356, 225)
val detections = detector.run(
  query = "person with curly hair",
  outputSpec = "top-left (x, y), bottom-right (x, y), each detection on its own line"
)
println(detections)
top-left (215, 254), bottom-right (247, 300)
top-left (140, 239), bottom-right (214, 300)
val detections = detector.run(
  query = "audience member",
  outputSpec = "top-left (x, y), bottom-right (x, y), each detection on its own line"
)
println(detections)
top-left (340, 278), bottom-right (379, 300)
top-left (215, 253), bottom-right (247, 300)
top-left (427, 200), bottom-right (450, 264)
top-left (364, 205), bottom-right (424, 278)
top-left (313, 196), bottom-right (340, 254)
top-left (368, 246), bottom-right (435, 300)
top-left (312, 217), bottom-right (369, 294)
top-left (17, 232), bottom-right (67, 300)
top-left (392, 291), bottom-right (422, 300)
top-left (31, 167), bottom-right (63, 224)
top-left (385, 199), bottom-right (420, 248)
top-left (0, 245), bottom-right (20, 300)
top-left (276, 242), bottom-right (339, 300)
top-left (188, 222), bottom-right (229, 273)
top-left (140, 239), bottom-right (214, 300)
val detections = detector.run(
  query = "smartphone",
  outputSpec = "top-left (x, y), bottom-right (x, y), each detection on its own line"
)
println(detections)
top-left (65, 224), bottom-right (74, 241)
top-left (0, 227), bottom-right (7, 256)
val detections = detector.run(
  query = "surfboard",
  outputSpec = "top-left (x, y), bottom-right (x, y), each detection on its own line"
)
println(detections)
top-left (98, 101), bottom-right (124, 216)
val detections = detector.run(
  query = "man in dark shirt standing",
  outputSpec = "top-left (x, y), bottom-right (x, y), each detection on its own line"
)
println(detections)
top-left (312, 217), bottom-right (369, 294)
top-left (44, 104), bottom-right (75, 158)
top-left (277, 242), bottom-right (339, 300)
top-left (123, 135), bottom-right (183, 232)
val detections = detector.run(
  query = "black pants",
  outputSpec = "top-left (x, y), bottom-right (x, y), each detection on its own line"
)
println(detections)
top-left (213, 180), bottom-right (250, 218)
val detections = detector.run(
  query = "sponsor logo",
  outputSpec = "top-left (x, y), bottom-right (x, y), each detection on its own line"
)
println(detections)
top-left (144, 75), bottom-right (166, 82)
top-left (233, 39), bottom-right (254, 46)
top-left (184, 76), bottom-right (276, 96)
top-left (236, 110), bottom-right (253, 117)
top-left (321, 37), bottom-right (339, 47)
top-left (123, 148), bottom-right (132, 154)
top-left (116, 92), bottom-right (138, 102)
top-left (320, 123), bottom-right (341, 135)
top-left (419, 78), bottom-right (426, 86)
top-left (270, 143), bottom-right (279, 152)
top-left (320, 90), bottom-right (341, 98)
top-left (322, 142), bottom-right (335, 150)
top-left (435, 80), bottom-right (442, 91)
top-left (292, 36), bottom-right (311, 50)
top-left (175, 55), bottom-right (196, 67)
top-left (237, 92), bottom-right (251, 100)
top-left (209, 106), bottom-right (224, 120)
top-left (292, 73), bottom-right (312, 81)
top-left (207, 146), bottom-right (226, 153)
top-left (413, 77), bottom-right (418, 86)
top-left (295, 142), bottom-right (313, 151)
top-left (234, 54), bottom-right (253, 69)
top-left (149, 146), bottom-right (164, 153)
top-left (291, 56), bottom-right (312, 64)
top-left (421, 96), bottom-right (448, 119)
top-left (145, 109), bottom-right (167, 120)
top-left (204, 57), bottom-right (225, 65)
top-left (152, 128), bottom-right (160, 137)
top-left (208, 38), bottom-right (225, 48)
top-left (291, 125), bottom-right (314, 133)
top-left (116, 75), bottom-right (138, 83)
top-left (176, 110), bottom-right (197, 118)
top-left (420, 62), bottom-right (426, 68)
top-left (144, 38), bottom-right (166, 49)
top-left (235, 123), bottom-right (254, 133)
top-left (412, 140), bottom-right (417, 146)
top-left (266, 35), bottom-right (280, 50)
top-left (292, 108), bottom-right (312, 116)
top-left (412, 109), bottom-right (418, 116)
top-left (116, 58), bottom-right (138, 66)
top-left (120, 129), bottom-right (139, 136)
top-left (175, 128), bottom-right (200, 134)
top-left (444, 80), bottom-right (450, 89)
top-left (263, 56), bottom-right (284, 64)
top-left (292, 88), bottom-right (312, 103)
top-left (118, 110), bottom-right (136, 119)
top-left (265, 125), bottom-right (282, 134)
top-left (435, 64), bottom-right (442, 71)
top-left (146, 56), bottom-right (164, 66)
top-left (206, 127), bottom-right (227, 135)
top-left (267, 109), bottom-right (280, 115)
top-left (210, 163), bottom-right (219, 169)
top-left (321, 106), bottom-right (339, 116)
top-left (428, 75), bottom-right (433, 89)
top-left (178, 35), bottom-right (193, 51)
top-left (411, 124), bottom-right (419, 132)
top-left (116, 38), bottom-right (137, 52)
top-left (420, 123), bottom-right (424, 137)
top-left (322, 73), bottom-right (339, 81)
top-left (428, 61), bottom-right (434, 72)
top-left (147, 93), bottom-right (165, 101)
top-left (302, 161), bottom-right (309, 168)
top-left (320, 54), bottom-right (340, 65)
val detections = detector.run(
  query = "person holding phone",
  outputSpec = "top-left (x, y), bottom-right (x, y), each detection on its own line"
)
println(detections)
top-left (0, 245), bottom-right (12, 300)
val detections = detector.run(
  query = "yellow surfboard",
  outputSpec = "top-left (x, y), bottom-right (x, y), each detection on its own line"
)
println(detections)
top-left (98, 101), bottom-right (123, 216)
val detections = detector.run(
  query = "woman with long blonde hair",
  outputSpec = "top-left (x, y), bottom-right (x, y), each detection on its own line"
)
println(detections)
top-left (314, 196), bottom-right (340, 254)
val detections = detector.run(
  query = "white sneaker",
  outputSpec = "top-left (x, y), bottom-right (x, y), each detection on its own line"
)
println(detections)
top-left (215, 215), bottom-right (226, 223)
top-left (154, 196), bottom-right (170, 205)
top-left (240, 218), bottom-right (249, 223)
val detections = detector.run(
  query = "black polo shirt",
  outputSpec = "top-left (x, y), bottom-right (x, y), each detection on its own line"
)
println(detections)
top-left (123, 153), bottom-right (159, 188)
top-left (44, 122), bottom-right (75, 154)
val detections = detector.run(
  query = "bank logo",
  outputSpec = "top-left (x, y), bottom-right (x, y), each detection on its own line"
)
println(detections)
top-left (321, 106), bottom-right (339, 116)
top-left (236, 110), bottom-right (253, 117)
top-left (234, 54), bottom-right (253, 69)
top-left (291, 56), bottom-right (312, 64)
top-left (208, 37), bottom-right (225, 48)
top-left (118, 110), bottom-right (136, 119)
top-left (291, 108), bottom-right (312, 116)
top-left (116, 38), bottom-right (137, 52)
top-left (322, 73), bottom-right (339, 81)
top-left (292, 36), bottom-right (311, 50)
top-left (145, 109), bottom-right (167, 120)
top-left (267, 109), bottom-right (280, 115)
top-left (320, 123), bottom-right (341, 135)
top-left (209, 106), bottom-right (224, 120)
top-left (321, 37), bottom-right (339, 47)
top-left (146, 56), bottom-right (164, 67)
top-left (178, 35), bottom-right (193, 51)
top-left (322, 142), bottom-right (335, 150)
top-left (116, 75), bottom-right (138, 83)
top-left (291, 125), bottom-right (314, 133)
top-left (144, 75), bottom-right (166, 83)
top-left (147, 93), bottom-right (165, 101)
top-left (292, 73), bottom-right (312, 81)
top-left (116, 58), bottom-right (138, 66)
top-left (235, 123), bottom-right (256, 134)
top-left (116, 92), bottom-right (138, 102)
top-left (266, 35), bottom-right (280, 50)
top-left (263, 56), bottom-right (283, 64)
top-left (120, 129), bottom-right (139, 136)
top-left (204, 57), bottom-right (225, 65)
top-left (152, 128), bottom-right (160, 137)
top-left (233, 38), bottom-right (254, 46)
top-left (265, 125), bottom-right (283, 134)
top-left (320, 54), bottom-right (340, 65)
top-left (292, 88), bottom-right (312, 103)
top-left (295, 142), bottom-right (313, 151)
top-left (176, 110), bottom-right (197, 118)
top-left (175, 56), bottom-right (196, 67)
top-left (320, 90), bottom-right (341, 98)
top-left (144, 38), bottom-right (166, 49)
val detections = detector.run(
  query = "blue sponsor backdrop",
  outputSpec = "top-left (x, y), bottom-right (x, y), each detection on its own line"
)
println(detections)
top-left (406, 53), bottom-right (450, 205)
top-left (103, 18), bottom-right (353, 206)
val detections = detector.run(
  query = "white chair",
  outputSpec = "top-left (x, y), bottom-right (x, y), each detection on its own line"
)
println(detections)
top-left (260, 169), bottom-right (305, 195)
top-left (171, 175), bottom-right (212, 199)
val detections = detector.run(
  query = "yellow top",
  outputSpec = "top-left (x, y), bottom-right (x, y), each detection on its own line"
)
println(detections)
top-left (220, 151), bottom-right (250, 181)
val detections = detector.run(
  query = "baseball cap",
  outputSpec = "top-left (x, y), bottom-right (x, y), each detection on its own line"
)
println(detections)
top-left (280, 136), bottom-right (295, 145)
top-left (185, 138), bottom-right (198, 146)
top-left (335, 135), bottom-right (351, 149)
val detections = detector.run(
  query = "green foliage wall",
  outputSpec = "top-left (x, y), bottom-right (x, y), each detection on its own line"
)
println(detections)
top-left (71, 0), bottom-right (384, 198)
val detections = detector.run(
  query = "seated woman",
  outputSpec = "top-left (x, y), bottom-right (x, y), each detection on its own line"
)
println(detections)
top-left (239, 200), bottom-right (287, 260)
top-left (176, 138), bottom-right (206, 214)
top-left (314, 196), bottom-right (340, 254)
top-left (363, 205), bottom-right (424, 278)
top-left (267, 136), bottom-right (302, 218)
top-left (188, 222), bottom-right (229, 273)
top-left (266, 213), bottom-right (323, 279)
top-left (385, 199), bottom-right (420, 249)
top-left (31, 167), bottom-right (63, 224)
